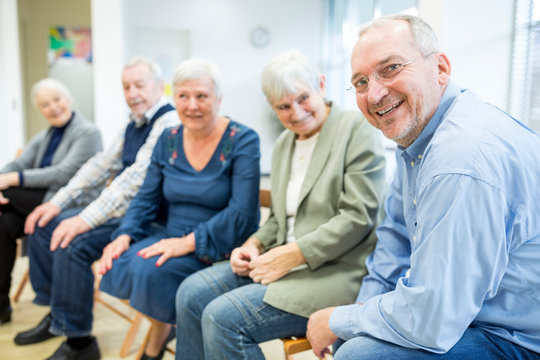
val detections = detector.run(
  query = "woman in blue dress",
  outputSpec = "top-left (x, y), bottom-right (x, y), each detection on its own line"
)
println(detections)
top-left (98, 59), bottom-right (260, 360)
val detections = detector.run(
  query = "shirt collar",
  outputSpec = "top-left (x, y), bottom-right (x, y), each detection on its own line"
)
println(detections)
top-left (400, 81), bottom-right (462, 160)
top-left (130, 96), bottom-right (168, 127)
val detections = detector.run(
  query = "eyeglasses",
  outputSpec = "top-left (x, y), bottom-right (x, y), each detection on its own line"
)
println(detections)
top-left (347, 58), bottom-right (417, 95)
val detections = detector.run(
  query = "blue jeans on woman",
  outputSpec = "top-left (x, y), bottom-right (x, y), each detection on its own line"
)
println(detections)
top-left (175, 262), bottom-right (308, 360)
top-left (333, 326), bottom-right (540, 360)
top-left (28, 208), bottom-right (122, 337)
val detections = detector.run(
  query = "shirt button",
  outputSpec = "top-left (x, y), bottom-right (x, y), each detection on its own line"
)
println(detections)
top-left (418, 154), bottom-right (423, 159)
top-left (410, 161), bottom-right (414, 167)
top-left (413, 199), bottom-right (416, 205)
top-left (413, 235), bottom-right (417, 241)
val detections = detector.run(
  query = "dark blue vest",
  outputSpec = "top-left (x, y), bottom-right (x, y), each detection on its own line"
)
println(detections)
top-left (119, 103), bottom-right (174, 175)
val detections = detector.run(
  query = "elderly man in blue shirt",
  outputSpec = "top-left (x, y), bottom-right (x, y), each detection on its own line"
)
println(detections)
top-left (307, 14), bottom-right (540, 360)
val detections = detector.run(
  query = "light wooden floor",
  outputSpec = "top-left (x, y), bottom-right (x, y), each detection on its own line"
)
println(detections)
top-left (0, 257), bottom-right (324, 360)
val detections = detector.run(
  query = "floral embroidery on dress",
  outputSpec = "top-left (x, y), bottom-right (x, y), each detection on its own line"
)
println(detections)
top-left (166, 126), bottom-right (180, 165)
top-left (219, 123), bottom-right (241, 167)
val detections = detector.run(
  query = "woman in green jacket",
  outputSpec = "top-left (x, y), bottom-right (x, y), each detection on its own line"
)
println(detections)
top-left (175, 50), bottom-right (387, 360)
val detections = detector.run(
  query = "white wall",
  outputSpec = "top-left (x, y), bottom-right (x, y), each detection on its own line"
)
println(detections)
top-left (18, 0), bottom-right (93, 141)
top-left (2, 0), bottom-right (518, 169)
top-left (121, 0), bottom-right (325, 173)
top-left (91, 0), bottom-right (126, 147)
top-left (419, 0), bottom-right (514, 111)
top-left (0, 0), bottom-right (24, 165)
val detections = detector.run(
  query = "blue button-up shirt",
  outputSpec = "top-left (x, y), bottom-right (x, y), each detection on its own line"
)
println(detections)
top-left (330, 81), bottom-right (540, 353)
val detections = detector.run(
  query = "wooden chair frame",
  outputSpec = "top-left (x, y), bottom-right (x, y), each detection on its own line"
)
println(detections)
top-left (12, 237), bottom-right (29, 303)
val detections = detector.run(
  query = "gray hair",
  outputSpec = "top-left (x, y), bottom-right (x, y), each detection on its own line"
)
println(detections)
top-left (172, 58), bottom-right (223, 99)
top-left (359, 14), bottom-right (439, 57)
top-left (261, 49), bottom-right (321, 104)
top-left (124, 56), bottom-right (164, 83)
top-left (31, 78), bottom-right (74, 107)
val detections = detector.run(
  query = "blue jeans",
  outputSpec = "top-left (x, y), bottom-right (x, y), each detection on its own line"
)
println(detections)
top-left (28, 208), bottom-right (121, 337)
top-left (333, 326), bottom-right (540, 360)
top-left (175, 262), bottom-right (308, 360)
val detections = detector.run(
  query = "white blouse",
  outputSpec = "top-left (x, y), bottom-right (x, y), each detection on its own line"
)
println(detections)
top-left (285, 132), bottom-right (320, 243)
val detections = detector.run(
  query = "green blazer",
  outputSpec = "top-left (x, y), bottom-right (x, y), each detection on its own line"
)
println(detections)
top-left (252, 103), bottom-right (386, 317)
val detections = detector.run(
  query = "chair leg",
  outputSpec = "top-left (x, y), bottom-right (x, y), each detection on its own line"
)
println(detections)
top-left (136, 325), bottom-right (152, 360)
top-left (12, 268), bottom-right (29, 303)
top-left (120, 312), bottom-right (144, 357)
top-left (134, 316), bottom-right (176, 359)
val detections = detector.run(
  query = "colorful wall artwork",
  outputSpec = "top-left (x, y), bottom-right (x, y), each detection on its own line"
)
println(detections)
top-left (48, 26), bottom-right (92, 64)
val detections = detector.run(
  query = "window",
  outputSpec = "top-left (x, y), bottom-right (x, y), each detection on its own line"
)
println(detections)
top-left (321, 0), bottom-right (418, 185)
top-left (322, 0), bottom-right (417, 111)
top-left (509, 0), bottom-right (540, 131)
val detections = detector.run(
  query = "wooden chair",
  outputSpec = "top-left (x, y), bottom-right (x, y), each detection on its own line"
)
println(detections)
top-left (92, 259), bottom-right (176, 358)
top-left (12, 237), bottom-right (30, 303)
top-left (281, 336), bottom-right (319, 360)
top-left (92, 264), bottom-right (148, 357)
top-left (118, 312), bottom-right (175, 359)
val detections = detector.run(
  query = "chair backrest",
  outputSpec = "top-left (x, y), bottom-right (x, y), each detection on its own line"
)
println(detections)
top-left (259, 189), bottom-right (271, 208)
top-left (259, 189), bottom-right (271, 224)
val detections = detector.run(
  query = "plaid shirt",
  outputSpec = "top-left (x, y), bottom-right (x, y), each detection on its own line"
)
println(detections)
top-left (50, 97), bottom-right (179, 228)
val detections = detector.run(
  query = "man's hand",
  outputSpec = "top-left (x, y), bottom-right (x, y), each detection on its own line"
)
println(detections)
top-left (99, 234), bottom-right (131, 275)
top-left (230, 238), bottom-right (262, 276)
top-left (0, 172), bottom-right (18, 190)
top-left (307, 307), bottom-right (338, 359)
top-left (50, 215), bottom-right (91, 251)
top-left (137, 233), bottom-right (196, 267)
top-left (24, 202), bottom-right (61, 234)
top-left (248, 242), bottom-right (305, 285)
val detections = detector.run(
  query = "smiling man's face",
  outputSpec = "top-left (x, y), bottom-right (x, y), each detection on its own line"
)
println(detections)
top-left (351, 20), bottom-right (448, 147)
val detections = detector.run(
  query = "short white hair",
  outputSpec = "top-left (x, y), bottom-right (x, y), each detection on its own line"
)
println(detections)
top-left (124, 56), bottom-right (164, 83)
top-left (31, 78), bottom-right (74, 107)
top-left (172, 58), bottom-right (223, 99)
top-left (261, 49), bottom-right (321, 105)
top-left (359, 14), bottom-right (439, 57)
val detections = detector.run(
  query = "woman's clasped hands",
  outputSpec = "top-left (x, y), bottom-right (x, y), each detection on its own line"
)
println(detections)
top-left (230, 238), bottom-right (305, 285)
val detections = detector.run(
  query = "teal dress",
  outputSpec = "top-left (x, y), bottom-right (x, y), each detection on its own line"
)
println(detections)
top-left (100, 120), bottom-right (260, 323)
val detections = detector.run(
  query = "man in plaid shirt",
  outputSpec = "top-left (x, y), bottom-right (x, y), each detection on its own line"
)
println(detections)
top-left (14, 56), bottom-right (179, 360)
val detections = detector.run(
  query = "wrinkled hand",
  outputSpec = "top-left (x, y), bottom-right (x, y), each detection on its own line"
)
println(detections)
top-left (50, 215), bottom-right (91, 251)
top-left (137, 233), bottom-right (196, 267)
top-left (307, 307), bottom-right (338, 359)
top-left (230, 238), bottom-right (262, 276)
top-left (0, 172), bottom-right (18, 191)
top-left (248, 242), bottom-right (305, 285)
top-left (99, 234), bottom-right (131, 275)
top-left (24, 202), bottom-right (61, 234)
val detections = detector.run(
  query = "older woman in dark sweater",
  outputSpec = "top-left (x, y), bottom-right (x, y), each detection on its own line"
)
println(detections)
top-left (0, 78), bottom-right (102, 324)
